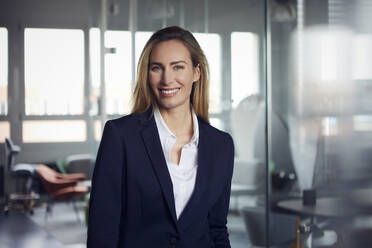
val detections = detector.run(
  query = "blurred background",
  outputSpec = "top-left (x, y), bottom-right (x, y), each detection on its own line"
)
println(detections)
top-left (0, 0), bottom-right (372, 247)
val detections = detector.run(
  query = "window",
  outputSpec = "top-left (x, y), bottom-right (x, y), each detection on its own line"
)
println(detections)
top-left (135, 31), bottom-right (153, 73)
top-left (23, 28), bottom-right (85, 143)
top-left (94, 119), bottom-right (102, 141)
top-left (89, 28), bottom-right (101, 116)
top-left (25, 28), bottom-right (84, 115)
top-left (0, 121), bottom-right (10, 142)
top-left (210, 118), bottom-right (224, 131)
top-left (231, 32), bottom-right (259, 108)
top-left (194, 33), bottom-right (222, 113)
top-left (0, 27), bottom-right (8, 115)
top-left (23, 120), bottom-right (86, 143)
top-left (90, 28), bottom-right (133, 115)
top-left (105, 31), bottom-right (132, 114)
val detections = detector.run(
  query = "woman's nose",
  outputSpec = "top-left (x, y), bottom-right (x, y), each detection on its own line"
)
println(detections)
top-left (162, 68), bottom-right (174, 84)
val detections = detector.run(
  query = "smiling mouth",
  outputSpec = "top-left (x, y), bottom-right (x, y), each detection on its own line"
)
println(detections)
top-left (159, 88), bottom-right (180, 96)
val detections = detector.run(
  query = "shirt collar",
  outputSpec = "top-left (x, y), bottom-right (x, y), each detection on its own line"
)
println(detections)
top-left (154, 107), bottom-right (199, 146)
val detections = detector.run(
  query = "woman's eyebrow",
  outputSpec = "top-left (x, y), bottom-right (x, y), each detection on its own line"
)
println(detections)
top-left (170, 60), bottom-right (187, 65)
top-left (150, 60), bottom-right (187, 66)
top-left (149, 62), bottom-right (163, 66)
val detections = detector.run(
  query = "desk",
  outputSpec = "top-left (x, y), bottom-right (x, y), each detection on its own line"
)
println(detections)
top-left (277, 188), bottom-right (372, 218)
top-left (277, 197), bottom-right (357, 218)
top-left (0, 213), bottom-right (64, 248)
top-left (277, 196), bottom-right (364, 248)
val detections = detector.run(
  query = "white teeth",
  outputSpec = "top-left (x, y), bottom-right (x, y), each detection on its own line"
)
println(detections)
top-left (161, 88), bottom-right (179, 94)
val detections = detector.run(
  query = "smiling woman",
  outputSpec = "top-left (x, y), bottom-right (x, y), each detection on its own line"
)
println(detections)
top-left (87, 26), bottom-right (235, 248)
top-left (132, 26), bottom-right (210, 123)
top-left (148, 39), bottom-right (200, 114)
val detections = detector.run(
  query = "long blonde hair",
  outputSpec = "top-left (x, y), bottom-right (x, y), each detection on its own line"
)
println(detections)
top-left (131, 26), bottom-right (210, 123)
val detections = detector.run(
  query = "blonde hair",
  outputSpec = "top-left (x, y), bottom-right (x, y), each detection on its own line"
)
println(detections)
top-left (131, 26), bottom-right (210, 123)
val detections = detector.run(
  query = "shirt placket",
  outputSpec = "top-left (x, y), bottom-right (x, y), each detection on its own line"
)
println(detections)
top-left (165, 136), bottom-right (176, 163)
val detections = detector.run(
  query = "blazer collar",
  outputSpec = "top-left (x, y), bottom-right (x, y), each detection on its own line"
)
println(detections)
top-left (177, 120), bottom-right (211, 231)
top-left (139, 108), bottom-right (212, 232)
top-left (140, 109), bottom-right (179, 232)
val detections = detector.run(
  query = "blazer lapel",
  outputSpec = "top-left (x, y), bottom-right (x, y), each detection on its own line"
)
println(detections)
top-left (178, 120), bottom-right (211, 231)
top-left (140, 112), bottom-right (179, 231)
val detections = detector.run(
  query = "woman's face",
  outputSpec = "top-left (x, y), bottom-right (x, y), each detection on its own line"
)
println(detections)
top-left (148, 39), bottom-right (200, 112)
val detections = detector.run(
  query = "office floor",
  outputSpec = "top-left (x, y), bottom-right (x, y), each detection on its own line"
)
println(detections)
top-left (29, 201), bottom-right (87, 247)
top-left (0, 211), bottom-right (64, 248)
top-left (28, 201), bottom-right (251, 248)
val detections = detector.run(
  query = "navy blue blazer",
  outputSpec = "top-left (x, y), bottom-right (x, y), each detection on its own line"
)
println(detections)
top-left (87, 108), bottom-right (235, 248)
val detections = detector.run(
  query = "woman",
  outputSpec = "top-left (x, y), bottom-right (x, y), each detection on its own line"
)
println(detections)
top-left (87, 26), bottom-right (234, 248)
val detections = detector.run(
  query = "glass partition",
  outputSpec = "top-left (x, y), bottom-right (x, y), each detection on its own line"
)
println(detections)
top-left (269, 0), bottom-right (372, 247)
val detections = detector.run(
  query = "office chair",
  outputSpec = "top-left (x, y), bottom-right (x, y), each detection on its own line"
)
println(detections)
top-left (230, 95), bottom-right (266, 210)
top-left (3, 138), bottom-right (39, 214)
top-left (36, 164), bottom-right (88, 222)
top-left (65, 153), bottom-right (95, 180)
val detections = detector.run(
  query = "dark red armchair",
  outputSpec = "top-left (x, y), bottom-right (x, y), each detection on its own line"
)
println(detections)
top-left (36, 164), bottom-right (88, 221)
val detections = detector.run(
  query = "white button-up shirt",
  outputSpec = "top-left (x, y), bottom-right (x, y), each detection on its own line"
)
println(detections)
top-left (154, 107), bottom-right (199, 219)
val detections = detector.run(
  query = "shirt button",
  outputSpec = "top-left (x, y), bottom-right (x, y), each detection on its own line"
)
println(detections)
top-left (169, 237), bottom-right (178, 245)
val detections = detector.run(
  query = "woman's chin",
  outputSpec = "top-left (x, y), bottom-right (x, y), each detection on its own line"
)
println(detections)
top-left (157, 99), bottom-right (189, 112)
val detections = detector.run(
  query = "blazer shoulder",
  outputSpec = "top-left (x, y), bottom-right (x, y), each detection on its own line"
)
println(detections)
top-left (110, 109), bottom-right (152, 127)
top-left (108, 112), bottom-right (146, 129)
top-left (110, 113), bottom-right (136, 125)
top-left (99, 114), bottom-right (140, 141)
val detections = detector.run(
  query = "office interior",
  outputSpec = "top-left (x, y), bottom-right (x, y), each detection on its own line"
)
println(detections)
top-left (1, 0), bottom-right (372, 247)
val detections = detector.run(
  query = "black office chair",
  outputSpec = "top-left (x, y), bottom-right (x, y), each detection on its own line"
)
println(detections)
top-left (3, 138), bottom-right (39, 214)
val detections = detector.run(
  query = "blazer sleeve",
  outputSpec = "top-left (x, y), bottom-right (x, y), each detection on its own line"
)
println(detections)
top-left (87, 120), bottom-right (125, 248)
top-left (208, 134), bottom-right (235, 248)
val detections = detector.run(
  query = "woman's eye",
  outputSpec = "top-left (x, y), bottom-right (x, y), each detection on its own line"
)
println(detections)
top-left (174, 65), bottom-right (184, 71)
top-left (151, 66), bottom-right (161, 72)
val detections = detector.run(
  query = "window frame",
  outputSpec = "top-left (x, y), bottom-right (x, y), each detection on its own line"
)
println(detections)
top-left (18, 23), bottom-right (93, 146)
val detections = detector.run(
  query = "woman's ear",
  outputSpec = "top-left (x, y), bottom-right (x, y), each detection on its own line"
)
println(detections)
top-left (193, 64), bottom-right (201, 83)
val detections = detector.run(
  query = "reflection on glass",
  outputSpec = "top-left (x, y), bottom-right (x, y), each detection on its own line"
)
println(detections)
top-left (0, 27), bottom-right (8, 115)
top-left (23, 120), bottom-right (86, 143)
top-left (231, 32), bottom-right (259, 109)
top-left (271, 1), bottom-right (372, 247)
top-left (25, 28), bottom-right (84, 115)
top-left (353, 115), bottom-right (372, 132)
top-left (353, 34), bottom-right (372, 80)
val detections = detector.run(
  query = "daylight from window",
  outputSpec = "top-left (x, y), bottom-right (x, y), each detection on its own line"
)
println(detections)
top-left (25, 28), bottom-right (84, 116)
top-left (231, 32), bottom-right (259, 109)
top-left (0, 27), bottom-right (8, 115)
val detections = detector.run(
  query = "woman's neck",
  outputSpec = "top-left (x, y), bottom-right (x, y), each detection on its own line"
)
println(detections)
top-left (159, 104), bottom-right (193, 138)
